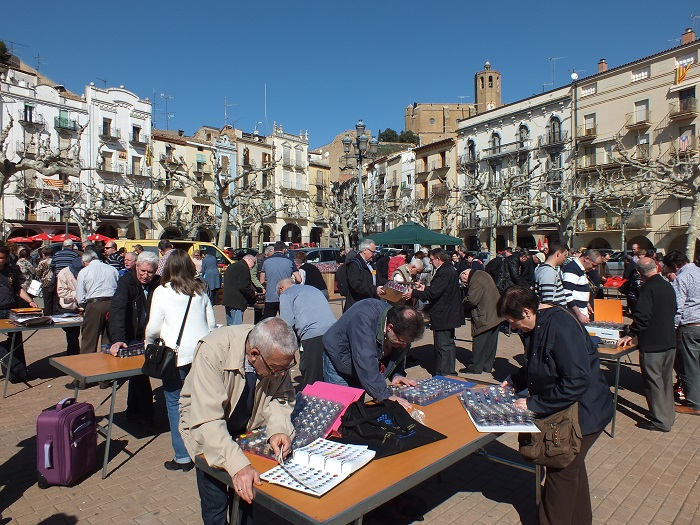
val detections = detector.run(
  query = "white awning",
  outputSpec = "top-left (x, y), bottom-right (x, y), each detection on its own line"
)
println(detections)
top-left (668, 80), bottom-right (698, 94)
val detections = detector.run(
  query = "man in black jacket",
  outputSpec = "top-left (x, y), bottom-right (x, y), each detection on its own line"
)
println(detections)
top-left (410, 248), bottom-right (464, 376)
top-left (344, 239), bottom-right (382, 312)
top-left (108, 252), bottom-right (160, 422)
top-left (222, 255), bottom-right (255, 325)
top-left (619, 257), bottom-right (677, 432)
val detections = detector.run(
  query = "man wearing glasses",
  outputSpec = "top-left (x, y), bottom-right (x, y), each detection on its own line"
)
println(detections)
top-left (104, 242), bottom-right (124, 271)
top-left (322, 299), bottom-right (425, 410)
top-left (179, 317), bottom-right (297, 525)
top-left (344, 239), bottom-right (384, 312)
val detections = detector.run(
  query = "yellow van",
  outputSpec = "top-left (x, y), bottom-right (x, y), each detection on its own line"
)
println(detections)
top-left (114, 240), bottom-right (233, 267)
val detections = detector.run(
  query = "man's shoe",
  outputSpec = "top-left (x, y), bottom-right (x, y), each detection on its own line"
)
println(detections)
top-left (460, 366), bottom-right (482, 374)
top-left (99, 381), bottom-right (112, 389)
top-left (65, 379), bottom-right (86, 390)
top-left (636, 421), bottom-right (669, 432)
top-left (164, 459), bottom-right (194, 472)
top-left (675, 405), bottom-right (700, 415)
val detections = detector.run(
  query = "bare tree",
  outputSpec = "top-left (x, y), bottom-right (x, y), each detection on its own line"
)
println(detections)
top-left (327, 178), bottom-right (358, 249)
top-left (0, 112), bottom-right (85, 204)
top-left (613, 137), bottom-right (699, 257)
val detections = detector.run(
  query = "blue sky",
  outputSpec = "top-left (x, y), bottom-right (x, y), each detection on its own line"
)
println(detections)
top-left (3, 1), bottom-right (695, 149)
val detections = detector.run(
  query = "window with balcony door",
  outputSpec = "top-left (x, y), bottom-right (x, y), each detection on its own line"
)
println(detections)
top-left (132, 126), bottom-right (141, 142)
top-left (678, 87), bottom-right (696, 112)
top-left (102, 152), bottom-right (113, 171)
top-left (467, 140), bottom-right (476, 161)
top-left (634, 100), bottom-right (649, 124)
top-left (59, 135), bottom-right (70, 158)
top-left (636, 134), bottom-right (650, 158)
top-left (132, 157), bottom-right (141, 175)
top-left (282, 146), bottom-right (291, 166)
top-left (582, 146), bottom-right (595, 168)
top-left (584, 114), bottom-right (596, 136)
top-left (518, 125), bottom-right (529, 147)
top-left (25, 200), bottom-right (37, 220)
top-left (23, 104), bottom-right (34, 122)
top-left (679, 125), bottom-right (695, 153)
top-left (102, 118), bottom-right (111, 136)
top-left (550, 117), bottom-right (562, 142)
top-left (490, 132), bottom-right (501, 153)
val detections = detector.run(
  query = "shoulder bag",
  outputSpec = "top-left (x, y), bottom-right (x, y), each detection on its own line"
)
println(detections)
top-left (141, 295), bottom-right (192, 379)
top-left (517, 307), bottom-right (583, 469)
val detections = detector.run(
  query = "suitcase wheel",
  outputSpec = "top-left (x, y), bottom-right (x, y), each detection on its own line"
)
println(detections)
top-left (37, 473), bottom-right (49, 489)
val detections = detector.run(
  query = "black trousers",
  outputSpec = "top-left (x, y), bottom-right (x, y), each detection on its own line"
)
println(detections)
top-left (539, 430), bottom-right (602, 525)
top-left (299, 335), bottom-right (325, 390)
top-left (261, 302), bottom-right (280, 320)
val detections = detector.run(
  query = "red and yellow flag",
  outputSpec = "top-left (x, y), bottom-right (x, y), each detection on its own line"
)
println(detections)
top-left (676, 61), bottom-right (693, 84)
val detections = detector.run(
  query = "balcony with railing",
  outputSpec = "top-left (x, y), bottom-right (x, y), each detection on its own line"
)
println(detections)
top-left (282, 157), bottom-right (293, 168)
top-left (482, 140), bottom-right (531, 160)
top-left (127, 165), bottom-right (147, 177)
top-left (538, 130), bottom-right (569, 149)
top-left (99, 127), bottom-right (122, 142)
top-left (280, 179), bottom-right (309, 192)
top-left (459, 215), bottom-right (490, 229)
top-left (458, 152), bottom-right (480, 166)
top-left (669, 97), bottom-right (697, 119)
top-left (577, 151), bottom-right (617, 170)
top-left (430, 159), bottom-right (450, 171)
top-left (625, 110), bottom-right (652, 131)
top-left (54, 116), bottom-right (80, 132)
top-left (18, 110), bottom-right (45, 128)
top-left (388, 177), bottom-right (399, 187)
top-left (314, 175), bottom-right (324, 186)
top-left (294, 159), bottom-right (306, 170)
top-left (97, 161), bottom-right (126, 175)
top-left (431, 183), bottom-right (451, 197)
top-left (16, 141), bottom-right (37, 156)
top-left (577, 125), bottom-right (597, 141)
top-left (129, 133), bottom-right (150, 146)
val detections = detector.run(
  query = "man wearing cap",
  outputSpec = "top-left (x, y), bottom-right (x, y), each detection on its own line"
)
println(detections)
top-left (344, 239), bottom-right (383, 312)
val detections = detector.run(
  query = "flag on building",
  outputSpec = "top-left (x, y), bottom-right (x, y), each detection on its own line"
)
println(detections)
top-left (680, 135), bottom-right (689, 152)
top-left (675, 60), bottom-right (693, 84)
top-left (145, 142), bottom-right (152, 167)
top-left (43, 178), bottom-right (64, 189)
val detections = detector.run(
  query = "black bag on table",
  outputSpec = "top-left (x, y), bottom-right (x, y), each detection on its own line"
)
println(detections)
top-left (336, 399), bottom-right (446, 459)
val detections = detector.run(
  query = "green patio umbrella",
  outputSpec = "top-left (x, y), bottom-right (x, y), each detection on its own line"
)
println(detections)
top-left (362, 221), bottom-right (462, 246)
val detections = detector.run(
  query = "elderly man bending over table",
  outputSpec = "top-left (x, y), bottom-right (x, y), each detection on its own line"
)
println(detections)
top-left (180, 317), bottom-right (298, 525)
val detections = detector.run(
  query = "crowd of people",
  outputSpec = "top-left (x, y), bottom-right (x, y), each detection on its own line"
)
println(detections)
top-left (2, 235), bottom-right (698, 525)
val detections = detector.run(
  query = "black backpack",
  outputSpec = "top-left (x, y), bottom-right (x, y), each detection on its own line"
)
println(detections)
top-left (335, 263), bottom-right (348, 297)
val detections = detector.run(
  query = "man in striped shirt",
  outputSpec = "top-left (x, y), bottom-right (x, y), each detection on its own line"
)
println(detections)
top-left (562, 249), bottom-right (602, 324)
top-left (534, 241), bottom-right (570, 306)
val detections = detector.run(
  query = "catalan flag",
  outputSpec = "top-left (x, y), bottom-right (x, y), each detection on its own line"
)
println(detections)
top-left (43, 178), bottom-right (64, 189)
top-left (145, 142), bottom-right (152, 167)
top-left (676, 60), bottom-right (693, 84)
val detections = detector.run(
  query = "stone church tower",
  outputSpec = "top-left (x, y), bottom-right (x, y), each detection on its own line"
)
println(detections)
top-left (474, 62), bottom-right (502, 113)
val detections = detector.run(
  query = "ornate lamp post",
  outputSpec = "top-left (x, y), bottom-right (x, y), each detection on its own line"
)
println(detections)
top-left (342, 120), bottom-right (378, 239)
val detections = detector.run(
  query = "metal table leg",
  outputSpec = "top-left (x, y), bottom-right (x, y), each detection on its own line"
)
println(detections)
top-left (2, 329), bottom-right (40, 398)
top-left (610, 357), bottom-right (622, 437)
top-left (101, 380), bottom-right (119, 479)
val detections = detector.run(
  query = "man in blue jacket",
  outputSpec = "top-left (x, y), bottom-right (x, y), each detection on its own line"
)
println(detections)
top-left (322, 299), bottom-right (424, 409)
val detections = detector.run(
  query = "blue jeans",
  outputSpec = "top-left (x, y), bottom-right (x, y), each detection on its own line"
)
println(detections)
top-left (678, 325), bottom-right (700, 410)
top-left (162, 364), bottom-right (191, 462)
top-left (196, 468), bottom-right (253, 525)
top-left (226, 307), bottom-right (244, 326)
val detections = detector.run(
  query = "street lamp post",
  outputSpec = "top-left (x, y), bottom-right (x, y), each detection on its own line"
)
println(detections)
top-left (342, 120), bottom-right (378, 239)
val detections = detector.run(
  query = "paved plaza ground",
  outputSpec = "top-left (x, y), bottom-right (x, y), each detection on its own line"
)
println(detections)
top-left (1, 298), bottom-right (698, 525)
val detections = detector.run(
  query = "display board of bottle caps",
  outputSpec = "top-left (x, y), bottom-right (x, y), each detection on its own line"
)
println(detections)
top-left (387, 376), bottom-right (475, 405)
top-left (290, 394), bottom-right (345, 449)
top-left (458, 386), bottom-right (539, 433)
top-left (235, 394), bottom-right (346, 459)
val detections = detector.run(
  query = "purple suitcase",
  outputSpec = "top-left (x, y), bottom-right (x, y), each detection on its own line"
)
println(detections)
top-left (37, 397), bottom-right (97, 488)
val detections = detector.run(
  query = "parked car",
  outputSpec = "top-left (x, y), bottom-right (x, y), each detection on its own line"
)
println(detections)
top-left (288, 248), bottom-right (340, 264)
top-left (605, 250), bottom-right (632, 276)
top-left (231, 247), bottom-right (258, 261)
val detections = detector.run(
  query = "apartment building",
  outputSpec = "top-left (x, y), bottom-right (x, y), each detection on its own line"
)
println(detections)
top-left (412, 138), bottom-right (459, 234)
top-left (0, 57), bottom-right (88, 237)
top-left (308, 152), bottom-right (331, 246)
top-left (457, 85), bottom-right (572, 252)
top-left (572, 30), bottom-right (699, 254)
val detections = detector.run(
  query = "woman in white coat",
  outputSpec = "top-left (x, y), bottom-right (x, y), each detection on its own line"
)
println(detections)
top-left (145, 249), bottom-right (216, 471)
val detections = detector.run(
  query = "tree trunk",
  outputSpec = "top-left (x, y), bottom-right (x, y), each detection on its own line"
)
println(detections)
top-left (686, 192), bottom-right (700, 259)
top-left (512, 224), bottom-right (518, 248)
top-left (132, 215), bottom-right (142, 240)
top-left (217, 210), bottom-right (229, 249)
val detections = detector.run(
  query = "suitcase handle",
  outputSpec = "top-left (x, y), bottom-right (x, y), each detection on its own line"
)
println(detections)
top-left (44, 441), bottom-right (53, 469)
top-left (56, 398), bottom-right (76, 410)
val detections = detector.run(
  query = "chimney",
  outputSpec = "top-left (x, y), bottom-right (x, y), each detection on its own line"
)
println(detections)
top-left (178, 129), bottom-right (184, 137)
top-left (682, 28), bottom-right (696, 45)
top-left (598, 59), bottom-right (608, 73)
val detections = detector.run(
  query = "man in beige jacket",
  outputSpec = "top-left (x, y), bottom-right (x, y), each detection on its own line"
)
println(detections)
top-left (179, 318), bottom-right (297, 525)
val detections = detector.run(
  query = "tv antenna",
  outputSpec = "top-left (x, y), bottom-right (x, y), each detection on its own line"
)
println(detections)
top-left (160, 93), bottom-right (175, 130)
top-left (1, 39), bottom-right (27, 54)
top-left (549, 56), bottom-right (565, 87)
top-left (691, 13), bottom-right (700, 31)
top-left (96, 77), bottom-right (107, 89)
top-left (35, 53), bottom-right (46, 72)
top-left (458, 95), bottom-right (470, 104)
top-left (224, 96), bottom-right (237, 127)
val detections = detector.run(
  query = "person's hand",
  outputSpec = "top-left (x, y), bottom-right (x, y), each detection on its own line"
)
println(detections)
top-left (376, 286), bottom-right (386, 296)
top-left (389, 395), bottom-right (413, 411)
top-left (514, 398), bottom-right (528, 411)
top-left (391, 375), bottom-right (417, 387)
top-left (575, 310), bottom-right (590, 324)
top-left (109, 342), bottom-right (127, 356)
top-left (268, 433), bottom-right (292, 460)
top-left (29, 300), bottom-right (38, 309)
top-left (618, 336), bottom-right (634, 347)
top-left (231, 464), bottom-right (261, 504)
top-left (501, 380), bottom-right (510, 388)
top-left (414, 282), bottom-right (425, 291)
top-left (587, 304), bottom-right (594, 315)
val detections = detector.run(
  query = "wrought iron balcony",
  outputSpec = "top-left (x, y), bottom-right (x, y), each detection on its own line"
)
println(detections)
top-left (431, 183), bottom-right (451, 197)
top-left (482, 140), bottom-right (531, 159)
top-left (458, 152), bottom-right (480, 166)
top-left (669, 98), bottom-right (697, 119)
top-left (54, 116), bottom-right (80, 132)
top-left (99, 127), bottom-right (121, 142)
top-left (625, 110), bottom-right (652, 131)
top-left (18, 110), bottom-right (45, 128)
top-left (129, 133), bottom-right (150, 146)
top-left (538, 130), bottom-right (569, 149)
top-left (16, 141), bottom-right (37, 156)
top-left (97, 161), bottom-right (126, 175)
top-left (577, 125), bottom-right (597, 141)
